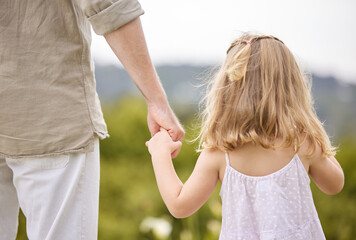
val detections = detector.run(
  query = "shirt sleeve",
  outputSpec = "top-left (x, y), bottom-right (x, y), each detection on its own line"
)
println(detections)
top-left (76, 0), bottom-right (144, 35)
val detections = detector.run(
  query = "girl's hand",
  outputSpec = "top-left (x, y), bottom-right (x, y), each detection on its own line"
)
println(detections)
top-left (146, 128), bottom-right (182, 158)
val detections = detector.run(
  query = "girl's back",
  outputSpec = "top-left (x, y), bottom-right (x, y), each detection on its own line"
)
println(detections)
top-left (225, 141), bottom-right (299, 178)
top-left (219, 142), bottom-right (325, 239)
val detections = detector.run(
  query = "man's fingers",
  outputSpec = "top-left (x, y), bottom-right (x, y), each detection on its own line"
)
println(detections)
top-left (174, 141), bottom-right (182, 149)
top-left (167, 129), bottom-right (175, 139)
top-left (168, 127), bottom-right (185, 142)
top-left (177, 129), bottom-right (185, 141)
top-left (171, 150), bottom-right (178, 159)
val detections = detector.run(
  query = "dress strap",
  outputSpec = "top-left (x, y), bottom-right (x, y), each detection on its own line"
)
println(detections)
top-left (224, 153), bottom-right (230, 167)
top-left (294, 139), bottom-right (297, 152)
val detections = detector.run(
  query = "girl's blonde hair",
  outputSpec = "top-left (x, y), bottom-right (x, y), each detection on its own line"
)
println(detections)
top-left (198, 33), bottom-right (335, 157)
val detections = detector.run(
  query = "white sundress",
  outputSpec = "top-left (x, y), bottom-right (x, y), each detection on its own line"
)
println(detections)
top-left (219, 153), bottom-right (326, 240)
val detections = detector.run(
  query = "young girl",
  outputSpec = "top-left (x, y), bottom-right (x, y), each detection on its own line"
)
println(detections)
top-left (145, 34), bottom-right (344, 239)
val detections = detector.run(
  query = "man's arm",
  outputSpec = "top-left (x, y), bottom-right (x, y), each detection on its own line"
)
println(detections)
top-left (104, 17), bottom-right (184, 156)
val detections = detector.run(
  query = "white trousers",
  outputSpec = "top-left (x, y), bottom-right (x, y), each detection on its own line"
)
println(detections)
top-left (0, 139), bottom-right (100, 240)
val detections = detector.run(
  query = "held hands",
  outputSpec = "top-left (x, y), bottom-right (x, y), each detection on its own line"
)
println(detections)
top-left (147, 103), bottom-right (184, 158)
top-left (146, 128), bottom-right (182, 158)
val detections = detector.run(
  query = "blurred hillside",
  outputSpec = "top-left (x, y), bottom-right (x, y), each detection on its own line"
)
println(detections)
top-left (95, 64), bottom-right (356, 140)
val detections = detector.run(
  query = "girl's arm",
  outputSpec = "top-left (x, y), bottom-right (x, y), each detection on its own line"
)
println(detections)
top-left (146, 129), bottom-right (221, 218)
top-left (308, 144), bottom-right (344, 195)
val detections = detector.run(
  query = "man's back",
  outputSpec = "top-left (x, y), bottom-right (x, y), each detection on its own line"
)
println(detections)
top-left (0, 0), bottom-right (143, 158)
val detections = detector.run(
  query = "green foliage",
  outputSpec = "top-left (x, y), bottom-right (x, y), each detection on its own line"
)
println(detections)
top-left (311, 138), bottom-right (356, 240)
top-left (15, 97), bottom-right (356, 240)
top-left (100, 97), bottom-right (151, 160)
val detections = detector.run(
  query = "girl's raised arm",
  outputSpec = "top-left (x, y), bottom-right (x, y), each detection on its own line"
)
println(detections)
top-left (146, 129), bottom-right (222, 218)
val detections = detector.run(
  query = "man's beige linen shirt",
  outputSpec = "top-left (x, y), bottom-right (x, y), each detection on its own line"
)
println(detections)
top-left (0, 0), bottom-right (144, 158)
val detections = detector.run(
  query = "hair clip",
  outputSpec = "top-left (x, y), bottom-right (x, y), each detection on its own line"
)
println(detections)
top-left (246, 41), bottom-right (252, 45)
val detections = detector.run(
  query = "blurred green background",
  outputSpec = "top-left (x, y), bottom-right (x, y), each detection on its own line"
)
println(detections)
top-left (16, 65), bottom-right (356, 239)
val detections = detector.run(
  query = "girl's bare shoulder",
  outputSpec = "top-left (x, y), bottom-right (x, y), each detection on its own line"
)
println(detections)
top-left (296, 133), bottom-right (330, 174)
top-left (200, 148), bottom-right (226, 163)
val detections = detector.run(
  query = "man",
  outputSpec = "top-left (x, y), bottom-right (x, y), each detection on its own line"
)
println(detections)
top-left (0, 0), bottom-right (184, 239)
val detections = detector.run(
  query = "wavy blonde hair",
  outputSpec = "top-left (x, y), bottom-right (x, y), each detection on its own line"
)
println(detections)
top-left (198, 33), bottom-right (335, 157)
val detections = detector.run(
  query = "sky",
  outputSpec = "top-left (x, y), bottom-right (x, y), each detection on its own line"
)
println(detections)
top-left (91, 0), bottom-right (356, 83)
